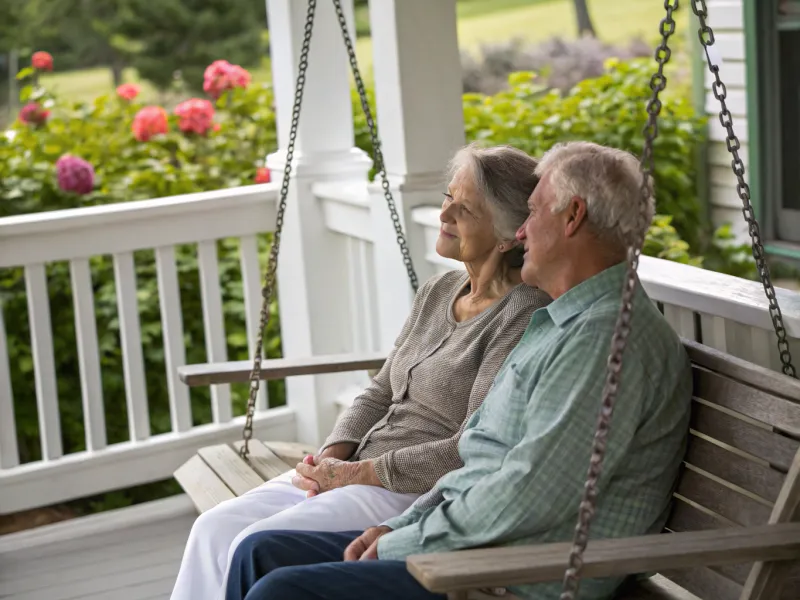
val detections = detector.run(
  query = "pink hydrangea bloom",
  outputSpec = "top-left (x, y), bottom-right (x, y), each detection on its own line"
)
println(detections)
top-left (31, 51), bottom-right (53, 71)
top-left (132, 106), bottom-right (169, 141)
top-left (203, 60), bottom-right (251, 99)
top-left (19, 102), bottom-right (50, 126)
top-left (56, 155), bottom-right (94, 195)
top-left (116, 83), bottom-right (141, 101)
top-left (254, 167), bottom-right (271, 184)
top-left (174, 98), bottom-right (215, 135)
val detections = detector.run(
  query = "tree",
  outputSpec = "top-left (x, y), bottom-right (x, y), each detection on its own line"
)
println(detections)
top-left (572, 0), bottom-right (597, 37)
top-left (116, 0), bottom-right (266, 92)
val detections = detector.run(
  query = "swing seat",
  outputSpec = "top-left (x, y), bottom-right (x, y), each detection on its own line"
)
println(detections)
top-left (405, 339), bottom-right (800, 600)
top-left (173, 351), bottom-right (388, 513)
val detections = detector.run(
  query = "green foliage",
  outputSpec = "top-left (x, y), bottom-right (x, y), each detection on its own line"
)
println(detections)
top-left (114, 0), bottom-right (266, 92)
top-left (0, 79), bottom-right (285, 498)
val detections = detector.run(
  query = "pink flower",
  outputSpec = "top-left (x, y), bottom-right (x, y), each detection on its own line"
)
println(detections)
top-left (116, 83), bottom-right (141, 101)
top-left (174, 98), bottom-right (215, 135)
top-left (56, 155), bottom-right (94, 195)
top-left (31, 51), bottom-right (53, 71)
top-left (132, 106), bottom-right (169, 141)
top-left (203, 60), bottom-right (251, 99)
top-left (227, 64), bottom-right (251, 89)
top-left (254, 167), bottom-right (271, 184)
top-left (19, 102), bottom-right (50, 126)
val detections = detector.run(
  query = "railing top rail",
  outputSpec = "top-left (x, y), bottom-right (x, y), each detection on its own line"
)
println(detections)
top-left (411, 207), bottom-right (800, 339)
top-left (0, 184), bottom-right (279, 268)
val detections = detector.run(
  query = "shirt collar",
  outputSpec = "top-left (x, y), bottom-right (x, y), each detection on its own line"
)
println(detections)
top-left (545, 261), bottom-right (630, 327)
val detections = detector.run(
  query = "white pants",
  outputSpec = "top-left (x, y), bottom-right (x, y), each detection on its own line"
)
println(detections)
top-left (169, 470), bottom-right (420, 600)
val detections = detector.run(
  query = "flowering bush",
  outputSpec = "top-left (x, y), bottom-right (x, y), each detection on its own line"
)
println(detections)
top-left (55, 155), bottom-right (95, 195)
top-left (255, 167), bottom-right (271, 184)
top-left (131, 105), bottom-right (170, 141)
top-left (174, 98), bottom-right (216, 135)
top-left (116, 83), bottom-right (141, 101)
top-left (31, 51), bottom-right (53, 72)
top-left (203, 59), bottom-right (252, 99)
top-left (18, 102), bottom-right (50, 126)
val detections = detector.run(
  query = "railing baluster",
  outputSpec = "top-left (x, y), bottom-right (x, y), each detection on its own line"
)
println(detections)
top-left (239, 235), bottom-right (268, 412)
top-left (25, 264), bottom-right (62, 460)
top-left (70, 259), bottom-right (107, 451)
top-left (0, 301), bottom-right (19, 468)
top-left (155, 246), bottom-right (192, 432)
top-left (663, 304), bottom-right (698, 341)
top-left (699, 313), bottom-right (728, 352)
top-left (197, 240), bottom-right (232, 423)
top-left (113, 252), bottom-right (150, 441)
top-left (357, 239), bottom-right (377, 351)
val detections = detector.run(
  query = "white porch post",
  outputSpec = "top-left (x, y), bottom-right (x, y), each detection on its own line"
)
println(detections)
top-left (266, 0), bottom-right (372, 446)
top-left (368, 0), bottom-right (466, 351)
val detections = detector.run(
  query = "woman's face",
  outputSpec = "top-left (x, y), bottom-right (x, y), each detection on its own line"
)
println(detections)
top-left (436, 166), bottom-right (498, 263)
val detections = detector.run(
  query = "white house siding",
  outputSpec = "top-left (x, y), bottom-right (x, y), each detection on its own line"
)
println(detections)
top-left (704, 0), bottom-right (751, 241)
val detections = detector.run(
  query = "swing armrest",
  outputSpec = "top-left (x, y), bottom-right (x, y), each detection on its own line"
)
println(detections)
top-left (177, 352), bottom-right (388, 386)
top-left (406, 522), bottom-right (800, 594)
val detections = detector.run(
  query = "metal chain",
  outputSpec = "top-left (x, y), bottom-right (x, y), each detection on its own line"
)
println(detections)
top-left (331, 0), bottom-right (419, 293)
top-left (559, 2), bottom-right (679, 598)
top-left (240, 0), bottom-right (317, 459)
top-left (241, 0), bottom-right (423, 458)
top-left (691, 0), bottom-right (796, 378)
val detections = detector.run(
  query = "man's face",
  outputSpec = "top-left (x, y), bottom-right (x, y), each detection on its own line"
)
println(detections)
top-left (516, 172), bottom-right (564, 287)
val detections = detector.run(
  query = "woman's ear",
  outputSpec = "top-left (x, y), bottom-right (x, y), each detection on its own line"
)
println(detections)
top-left (497, 239), bottom-right (519, 253)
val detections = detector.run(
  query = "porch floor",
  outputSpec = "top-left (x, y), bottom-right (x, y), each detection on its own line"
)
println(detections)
top-left (0, 495), bottom-right (195, 600)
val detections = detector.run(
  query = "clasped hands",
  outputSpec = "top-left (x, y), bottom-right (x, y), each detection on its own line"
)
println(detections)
top-left (290, 442), bottom-right (381, 498)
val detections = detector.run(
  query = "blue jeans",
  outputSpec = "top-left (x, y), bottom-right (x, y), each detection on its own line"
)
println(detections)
top-left (224, 530), bottom-right (447, 600)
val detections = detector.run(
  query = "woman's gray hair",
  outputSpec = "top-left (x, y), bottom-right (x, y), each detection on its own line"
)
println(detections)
top-left (534, 141), bottom-right (656, 250)
top-left (446, 143), bottom-right (539, 268)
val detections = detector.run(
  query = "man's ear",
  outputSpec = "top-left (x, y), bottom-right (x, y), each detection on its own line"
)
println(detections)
top-left (564, 196), bottom-right (588, 238)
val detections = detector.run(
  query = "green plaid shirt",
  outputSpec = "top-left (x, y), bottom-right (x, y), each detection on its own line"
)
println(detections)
top-left (378, 262), bottom-right (692, 600)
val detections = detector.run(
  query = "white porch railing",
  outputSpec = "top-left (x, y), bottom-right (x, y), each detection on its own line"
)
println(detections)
top-left (411, 207), bottom-right (800, 374)
top-left (0, 185), bottom-right (301, 514)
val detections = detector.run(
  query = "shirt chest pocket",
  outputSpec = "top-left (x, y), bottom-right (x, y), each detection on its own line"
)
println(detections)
top-left (477, 362), bottom-right (531, 438)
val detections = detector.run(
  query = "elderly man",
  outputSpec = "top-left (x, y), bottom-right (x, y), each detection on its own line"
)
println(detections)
top-left (223, 141), bottom-right (693, 600)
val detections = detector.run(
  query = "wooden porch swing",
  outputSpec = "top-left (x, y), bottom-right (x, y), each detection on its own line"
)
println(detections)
top-left (173, 1), bottom-right (800, 598)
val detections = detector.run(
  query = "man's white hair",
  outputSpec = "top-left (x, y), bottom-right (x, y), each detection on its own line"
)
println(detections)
top-left (535, 141), bottom-right (655, 249)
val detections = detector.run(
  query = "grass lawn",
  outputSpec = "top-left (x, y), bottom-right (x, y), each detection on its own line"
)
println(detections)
top-left (36, 0), bottom-right (692, 106)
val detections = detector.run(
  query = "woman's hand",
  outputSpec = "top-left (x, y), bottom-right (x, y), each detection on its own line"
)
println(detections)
top-left (292, 456), bottom-right (381, 497)
top-left (343, 526), bottom-right (392, 561)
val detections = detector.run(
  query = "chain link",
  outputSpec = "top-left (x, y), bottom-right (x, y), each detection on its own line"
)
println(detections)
top-left (559, 1), bottom-right (679, 597)
top-left (691, 0), bottom-right (796, 378)
top-left (240, 0), bottom-right (317, 459)
top-left (331, 0), bottom-right (419, 294)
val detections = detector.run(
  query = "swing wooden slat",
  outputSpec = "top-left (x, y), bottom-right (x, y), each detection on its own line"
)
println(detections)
top-left (405, 340), bottom-right (800, 600)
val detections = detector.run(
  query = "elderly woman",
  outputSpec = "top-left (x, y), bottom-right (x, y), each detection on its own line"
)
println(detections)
top-left (170, 143), bottom-right (551, 600)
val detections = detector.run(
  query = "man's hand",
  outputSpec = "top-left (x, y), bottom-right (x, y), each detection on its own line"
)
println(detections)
top-left (344, 526), bottom-right (392, 561)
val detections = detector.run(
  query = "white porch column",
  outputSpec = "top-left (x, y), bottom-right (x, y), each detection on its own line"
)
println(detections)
top-left (368, 0), bottom-right (466, 351)
top-left (266, 0), bottom-right (372, 446)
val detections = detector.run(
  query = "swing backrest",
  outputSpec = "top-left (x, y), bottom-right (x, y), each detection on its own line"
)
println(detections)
top-left (659, 339), bottom-right (800, 600)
